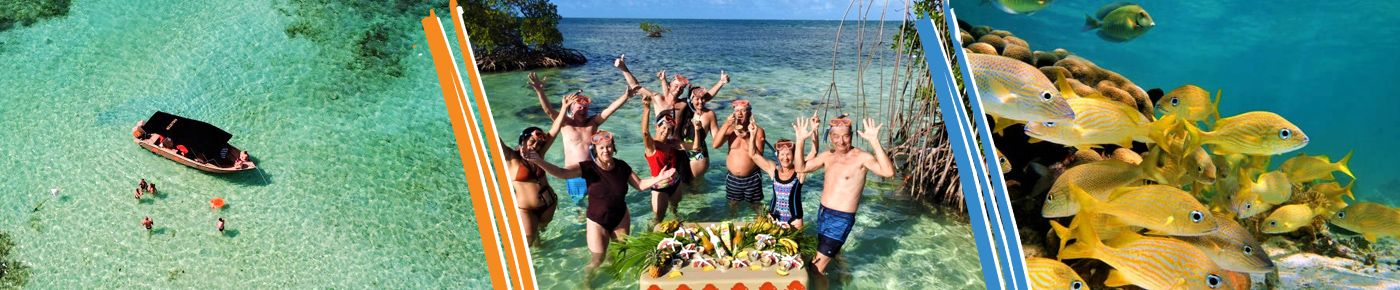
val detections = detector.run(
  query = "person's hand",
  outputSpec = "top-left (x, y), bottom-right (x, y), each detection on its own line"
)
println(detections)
top-left (625, 85), bottom-right (642, 98)
top-left (613, 54), bottom-right (627, 68)
top-left (528, 72), bottom-right (546, 90)
top-left (807, 110), bottom-right (820, 129)
top-left (656, 69), bottom-right (666, 80)
top-left (859, 118), bottom-right (883, 141)
top-left (719, 70), bottom-right (730, 84)
top-left (658, 166), bottom-right (677, 180)
top-left (793, 116), bottom-right (811, 141)
top-left (523, 151), bottom-right (545, 164)
top-left (692, 117), bottom-right (703, 128)
top-left (562, 93), bottom-right (577, 108)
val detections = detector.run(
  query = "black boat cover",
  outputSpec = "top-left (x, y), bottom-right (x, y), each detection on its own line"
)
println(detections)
top-left (141, 111), bottom-right (233, 160)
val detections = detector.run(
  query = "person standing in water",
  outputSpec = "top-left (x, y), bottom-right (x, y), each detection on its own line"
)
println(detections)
top-left (524, 130), bottom-right (677, 277)
top-left (641, 102), bottom-right (700, 225)
top-left (143, 216), bottom-right (153, 231)
top-left (217, 218), bottom-right (226, 232)
top-left (792, 116), bottom-right (895, 274)
top-left (499, 126), bottom-right (560, 247)
top-left (678, 82), bottom-right (726, 180)
top-left (713, 99), bottom-right (766, 217)
top-left (747, 112), bottom-right (820, 229)
top-left (530, 74), bottom-right (640, 204)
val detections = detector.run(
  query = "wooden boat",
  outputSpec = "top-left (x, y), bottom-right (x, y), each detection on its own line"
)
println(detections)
top-left (132, 111), bottom-right (256, 173)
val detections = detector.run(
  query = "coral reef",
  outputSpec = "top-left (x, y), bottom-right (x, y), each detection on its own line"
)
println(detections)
top-left (0, 0), bottom-right (70, 32)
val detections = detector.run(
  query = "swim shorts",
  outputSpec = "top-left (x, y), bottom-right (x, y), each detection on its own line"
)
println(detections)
top-left (817, 205), bottom-right (856, 257)
top-left (566, 177), bottom-right (588, 204)
top-left (725, 171), bottom-right (763, 203)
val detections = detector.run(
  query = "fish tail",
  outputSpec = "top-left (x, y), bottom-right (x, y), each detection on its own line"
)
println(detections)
top-left (1049, 220), bottom-right (1073, 257)
top-left (1069, 183), bottom-right (1102, 215)
top-left (1343, 179), bottom-right (1356, 201)
top-left (1209, 89), bottom-right (1223, 127)
top-left (1083, 14), bottom-right (1100, 32)
top-left (1338, 150), bottom-right (1355, 179)
top-left (1057, 212), bottom-right (1105, 261)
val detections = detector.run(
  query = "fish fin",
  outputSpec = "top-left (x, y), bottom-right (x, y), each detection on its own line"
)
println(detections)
top-left (1069, 183), bottom-right (1102, 215)
top-left (1028, 137), bottom-right (1043, 144)
top-left (1095, 2), bottom-right (1135, 20)
top-left (1116, 140), bottom-right (1134, 149)
top-left (1082, 14), bottom-right (1100, 32)
top-left (1049, 220), bottom-right (1073, 256)
top-left (1338, 150), bottom-right (1355, 179)
top-left (1058, 209), bottom-right (1105, 261)
top-left (1344, 179), bottom-right (1356, 201)
top-left (1208, 89), bottom-right (1223, 127)
top-left (1103, 269), bottom-right (1131, 287)
top-left (993, 117), bottom-right (1019, 135)
top-left (1055, 72), bottom-right (1076, 98)
top-left (1164, 215), bottom-right (1175, 227)
top-left (1074, 145), bottom-right (1099, 153)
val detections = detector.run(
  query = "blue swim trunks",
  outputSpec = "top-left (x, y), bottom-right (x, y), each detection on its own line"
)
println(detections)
top-left (817, 205), bottom-right (856, 257)
top-left (566, 177), bottom-right (588, 204)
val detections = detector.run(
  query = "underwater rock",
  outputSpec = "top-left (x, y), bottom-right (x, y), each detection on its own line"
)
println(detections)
top-left (1065, 78), bottom-right (1099, 98)
top-left (1033, 51), bottom-right (1060, 68)
top-left (991, 30), bottom-right (1014, 37)
top-left (1004, 36), bottom-right (1030, 49)
top-left (1001, 44), bottom-right (1033, 64)
top-left (972, 26), bottom-right (994, 39)
top-left (968, 42), bottom-right (998, 55)
top-left (1096, 84), bottom-right (1137, 109)
top-left (1055, 56), bottom-right (1105, 85)
top-left (1110, 148), bottom-right (1142, 165)
top-left (1068, 150), bottom-right (1105, 168)
top-left (960, 30), bottom-right (975, 46)
top-left (978, 35), bottom-right (1006, 53)
top-left (1052, 48), bottom-right (1072, 59)
top-left (1039, 66), bottom-right (1071, 81)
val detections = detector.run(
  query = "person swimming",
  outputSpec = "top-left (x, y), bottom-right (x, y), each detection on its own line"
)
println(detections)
top-left (792, 115), bottom-right (895, 274)
top-left (523, 130), bottom-right (677, 275)
top-left (217, 218), bottom-right (225, 232)
top-left (143, 216), bottom-right (153, 230)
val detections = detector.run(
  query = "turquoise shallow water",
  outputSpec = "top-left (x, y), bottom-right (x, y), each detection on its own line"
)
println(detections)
top-left (950, 0), bottom-right (1399, 204)
top-left (481, 18), bottom-right (986, 289)
top-left (0, 0), bottom-right (489, 288)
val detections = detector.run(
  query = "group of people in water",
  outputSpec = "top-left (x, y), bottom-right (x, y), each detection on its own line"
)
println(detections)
top-left (502, 55), bottom-right (896, 275)
top-left (133, 178), bottom-right (226, 233)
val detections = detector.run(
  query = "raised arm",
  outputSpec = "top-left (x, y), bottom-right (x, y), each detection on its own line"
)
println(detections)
top-left (613, 55), bottom-right (660, 100)
top-left (706, 70), bottom-right (730, 97)
top-left (628, 167), bottom-right (677, 191)
top-left (859, 118), bottom-right (896, 178)
top-left (793, 116), bottom-right (826, 173)
top-left (547, 94), bottom-right (575, 139)
top-left (803, 111), bottom-right (820, 161)
top-left (641, 99), bottom-right (656, 153)
top-left (499, 138), bottom-right (521, 163)
top-left (592, 85), bottom-right (640, 126)
top-left (748, 123), bottom-right (777, 176)
top-left (525, 154), bottom-right (582, 179)
top-left (528, 72), bottom-right (558, 120)
top-left (712, 114), bottom-right (735, 149)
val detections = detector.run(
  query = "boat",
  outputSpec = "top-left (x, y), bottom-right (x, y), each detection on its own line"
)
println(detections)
top-left (132, 111), bottom-right (256, 173)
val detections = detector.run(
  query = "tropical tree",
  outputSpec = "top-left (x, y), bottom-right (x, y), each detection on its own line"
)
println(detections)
top-left (459, 0), bottom-right (584, 71)
top-left (639, 22), bottom-right (670, 37)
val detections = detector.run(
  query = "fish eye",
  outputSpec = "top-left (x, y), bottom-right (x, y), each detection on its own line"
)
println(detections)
top-left (1190, 211), bottom-right (1204, 222)
top-left (1337, 211), bottom-right (1346, 219)
top-left (1170, 97), bottom-right (1179, 106)
top-left (1071, 281), bottom-right (1083, 290)
top-left (1279, 128), bottom-right (1291, 139)
top-left (1198, 166), bottom-right (1204, 173)
top-left (1269, 220), bottom-right (1278, 227)
top-left (1041, 91), bottom-right (1053, 101)
top-left (1244, 203), bottom-right (1252, 210)
top-left (1207, 274), bottom-right (1222, 289)
top-left (1047, 194), bottom-right (1055, 201)
top-left (1243, 246), bottom-right (1253, 254)
top-left (1044, 121), bottom-right (1056, 127)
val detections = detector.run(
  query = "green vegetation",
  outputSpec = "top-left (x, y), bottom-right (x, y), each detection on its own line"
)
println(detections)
top-left (639, 22), bottom-right (670, 37)
top-left (278, 0), bottom-right (448, 98)
top-left (887, 0), bottom-right (969, 213)
top-left (1, 232), bottom-right (30, 289)
top-left (0, 0), bottom-right (72, 32)
top-left (460, 0), bottom-right (584, 72)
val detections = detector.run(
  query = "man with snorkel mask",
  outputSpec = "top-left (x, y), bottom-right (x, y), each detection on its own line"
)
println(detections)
top-left (792, 114), bottom-right (895, 275)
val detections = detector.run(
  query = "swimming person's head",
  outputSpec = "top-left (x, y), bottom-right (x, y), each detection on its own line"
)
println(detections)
top-left (518, 127), bottom-right (548, 152)
top-left (590, 131), bottom-right (616, 162)
top-left (774, 139), bottom-right (796, 168)
top-left (828, 117), bottom-right (853, 153)
top-left (732, 99), bottom-right (752, 126)
top-left (689, 86), bottom-right (710, 108)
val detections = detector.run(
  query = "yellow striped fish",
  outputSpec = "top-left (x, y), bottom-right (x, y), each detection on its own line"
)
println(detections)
top-left (996, 147), bottom-right (1013, 174)
top-left (1070, 184), bottom-right (1220, 236)
top-left (1178, 213), bottom-right (1275, 274)
top-left (1229, 189), bottom-right (1273, 219)
top-left (1025, 95), bottom-right (1152, 151)
top-left (1058, 214), bottom-right (1234, 290)
top-left (1042, 159), bottom-right (1144, 218)
top-left (1312, 180), bottom-right (1356, 215)
top-left (968, 53), bottom-right (1076, 124)
top-left (1329, 202), bottom-right (1400, 243)
top-left (1261, 204), bottom-right (1322, 234)
top-left (1156, 85), bottom-right (1221, 122)
top-left (1185, 111), bottom-right (1308, 156)
top-left (1278, 151), bottom-right (1354, 184)
top-left (1027, 257), bottom-right (1086, 290)
top-left (1187, 146), bottom-right (1218, 184)
top-left (1140, 145), bottom-right (1191, 185)
top-left (1245, 170), bottom-right (1293, 205)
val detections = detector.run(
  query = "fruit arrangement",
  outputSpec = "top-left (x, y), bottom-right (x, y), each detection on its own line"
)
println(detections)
top-left (607, 216), bottom-right (817, 280)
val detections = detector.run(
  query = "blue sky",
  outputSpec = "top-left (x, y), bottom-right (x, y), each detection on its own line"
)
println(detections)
top-left (556, 0), bottom-right (913, 20)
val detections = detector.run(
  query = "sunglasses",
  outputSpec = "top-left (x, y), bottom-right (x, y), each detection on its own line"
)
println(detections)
top-left (774, 140), bottom-right (795, 151)
top-left (829, 118), bottom-right (852, 128)
top-left (591, 131), bottom-right (614, 145)
top-left (732, 100), bottom-right (750, 110)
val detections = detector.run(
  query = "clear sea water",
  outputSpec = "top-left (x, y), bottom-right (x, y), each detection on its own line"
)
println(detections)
top-left (0, 0), bottom-right (490, 288)
top-left (480, 18), bottom-right (986, 289)
top-left (950, 0), bottom-right (1398, 204)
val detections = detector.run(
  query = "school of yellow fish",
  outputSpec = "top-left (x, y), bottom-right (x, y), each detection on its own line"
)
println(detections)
top-left (968, 54), bottom-right (1394, 289)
